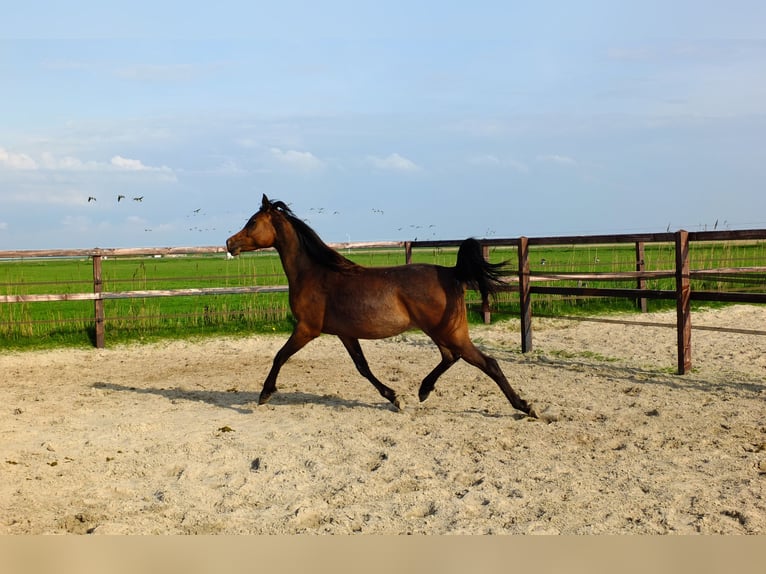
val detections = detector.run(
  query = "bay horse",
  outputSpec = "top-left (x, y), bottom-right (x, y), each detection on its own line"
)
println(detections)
top-left (226, 195), bottom-right (536, 417)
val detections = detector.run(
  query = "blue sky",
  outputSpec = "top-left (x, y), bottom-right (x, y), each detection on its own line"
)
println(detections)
top-left (2, 1), bottom-right (765, 249)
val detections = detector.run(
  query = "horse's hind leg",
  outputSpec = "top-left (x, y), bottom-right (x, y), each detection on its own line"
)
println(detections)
top-left (459, 342), bottom-right (537, 418)
top-left (418, 345), bottom-right (459, 402)
top-left (339, 336), bottom-right (403, 410)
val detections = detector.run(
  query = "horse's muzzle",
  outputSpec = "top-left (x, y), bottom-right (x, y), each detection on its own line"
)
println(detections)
top-left (226, 238), bottom-right (240, 257)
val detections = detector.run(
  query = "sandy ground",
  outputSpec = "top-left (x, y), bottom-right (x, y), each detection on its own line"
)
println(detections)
top-left (1, 305), bottom-right (764, 534)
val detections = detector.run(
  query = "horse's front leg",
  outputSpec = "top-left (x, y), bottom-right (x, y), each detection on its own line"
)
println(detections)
top-left (259, 325), bottom-right (317, 405)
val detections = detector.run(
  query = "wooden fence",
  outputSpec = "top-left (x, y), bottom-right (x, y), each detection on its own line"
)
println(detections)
top-left (2, 229), bottom-right (765, 375)
top-left (407, 229), bottom-right (766, 375)
top-left (0, 242), bottom-right (398, 349)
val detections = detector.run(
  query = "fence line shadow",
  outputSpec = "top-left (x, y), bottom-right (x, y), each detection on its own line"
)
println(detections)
top-left (507, 353), bottom-right (766, 397)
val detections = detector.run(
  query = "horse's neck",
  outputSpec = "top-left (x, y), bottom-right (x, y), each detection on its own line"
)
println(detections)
top-left (274, 221), bottom-right (313, 285)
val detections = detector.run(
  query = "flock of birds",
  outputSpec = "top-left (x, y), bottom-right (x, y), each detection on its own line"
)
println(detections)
top-left (86, 194), bottom-right (214, 234)
top-left (83, 194), bottom-right (737, 243)
top-left (305, 206), bottom-right (440, 241)
top-left (86, 195), bottom-right (441, 240)
top-left (87, 195), bottom-right (143, 203)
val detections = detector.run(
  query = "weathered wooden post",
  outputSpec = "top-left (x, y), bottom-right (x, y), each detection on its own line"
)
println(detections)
top-left (92, 254), bottom-right (105, 348)
top-left (635, 241), bottom-right (647, 312)
top-left (518, 236), bottom-right (532, 353)
top-left (404, 241), bottom-right (413, 264)
top-left (675, 230), bottom-right (691, 374)
top-left (481, 243), bottom-right (491, 324)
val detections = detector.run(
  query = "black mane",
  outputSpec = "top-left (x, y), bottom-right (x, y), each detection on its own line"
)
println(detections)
top-left (267, 199), bottom-right (358, 271)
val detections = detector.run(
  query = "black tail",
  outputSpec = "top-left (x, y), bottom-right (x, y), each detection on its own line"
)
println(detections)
top-left (454, 238), bottom-right (509, 306)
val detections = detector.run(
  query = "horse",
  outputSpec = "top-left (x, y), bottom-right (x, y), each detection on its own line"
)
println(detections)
top-left (226, 194), bottom-right (536, 417)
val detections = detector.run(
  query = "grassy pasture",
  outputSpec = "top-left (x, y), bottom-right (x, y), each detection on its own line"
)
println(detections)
top-left (1, 240), bottom-right (764, 349)
top-left (1, 252), bottom-right (292, 348)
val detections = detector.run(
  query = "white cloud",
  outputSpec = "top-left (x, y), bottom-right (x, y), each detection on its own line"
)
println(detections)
top-left (111, 155), bottom-right (146, 170)
top-left (1, 148), bottom-right (174, 178)
top-left (448, 119), bottom-right (509, 137)
top-left (0, 147), bottom-right (38, 170)
top-left (42, 58), bottom-right (90, 71)
top-left (215, 159), bottom-right (247, 175)
top-left (269, 147), bottom-right (325, 171)
top-left (116, 64), bottom-right (197, 81)
top-left (469, 154), bottom-right (529, 173)
top-left (111, 155), bottom-right (156, 171)
top-left (469, 154), bottom-right (502, 166)
top-left (115, 62), bottom-right (229, 82)
top-left (367, 152), bottom-right (420, 172)
top-left (40, 152), bottom-right (93, 170)
top-left (236, 138), bottom-right (259, 148)
top-left (61, 215), bottom-right (93, 232)
top-left (537, 154), bottom-right (577, 166)
top-left (109, 155), bottom-right (176, 181)
top-left (1, 190), bottom-right (86, 206)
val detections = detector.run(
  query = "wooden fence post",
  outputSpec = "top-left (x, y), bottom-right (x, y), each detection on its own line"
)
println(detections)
top-left (405, 241), bottom-right (413, 264)
top-left (675, 230), bottom-right (691, 374)
top-left (481, 243), bottom-right (491, 324)
top-left (92, 255), bottom-right (105, 349)
top-left (635, 241), bottom-right (647, 312)
top-left (518, 236), bottom-right (532, 353)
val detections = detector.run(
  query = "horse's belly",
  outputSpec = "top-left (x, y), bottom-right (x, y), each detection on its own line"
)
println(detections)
top-left (322, 298), bottom-right (413, 339)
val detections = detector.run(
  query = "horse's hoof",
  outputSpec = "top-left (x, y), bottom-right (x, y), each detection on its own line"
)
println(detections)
top-left (258, 392), bottom-right (273, 406)
top-left (418, 389), bottom-right (431, 402)
top-left (393, 395), bottom-right (405, 411)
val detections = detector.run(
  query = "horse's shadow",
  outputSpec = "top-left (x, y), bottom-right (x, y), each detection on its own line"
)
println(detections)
top-left (91, 381), bottom-right (397, 413)
top-left (90, 381), bottom-right (529, 420)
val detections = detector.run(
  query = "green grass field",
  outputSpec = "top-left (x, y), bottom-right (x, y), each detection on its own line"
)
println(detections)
top-left (2, 240), bottom-right (764, 349)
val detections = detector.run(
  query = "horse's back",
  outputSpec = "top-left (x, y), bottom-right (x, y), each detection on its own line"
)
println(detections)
top-left (357, 263), bottom-right (461, 305)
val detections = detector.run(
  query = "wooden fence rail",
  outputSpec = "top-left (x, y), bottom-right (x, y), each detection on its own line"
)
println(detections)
top-left (2, 229), bottom-right (765, 375)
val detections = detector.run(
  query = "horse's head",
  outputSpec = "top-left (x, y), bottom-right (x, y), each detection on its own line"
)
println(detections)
top-left (226, 194), bottom-right (280, 256)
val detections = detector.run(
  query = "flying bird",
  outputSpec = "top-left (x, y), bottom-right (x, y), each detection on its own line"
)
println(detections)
top-left (133, 196), bottom-right (143, 202)
top-left (88, 196), bottom-right (97, 202)
top-left (117, 194), bottom-right (125, 202)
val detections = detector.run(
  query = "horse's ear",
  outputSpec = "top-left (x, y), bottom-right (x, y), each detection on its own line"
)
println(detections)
top-left (261, 194), bottom-right (271, 209)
